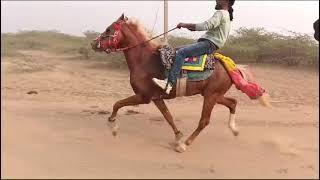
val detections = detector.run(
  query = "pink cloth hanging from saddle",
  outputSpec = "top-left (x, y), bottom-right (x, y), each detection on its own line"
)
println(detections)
top-left (213, 53), bottom-right (266, 100)
top-left (229, 69), bottom-right (265, 99)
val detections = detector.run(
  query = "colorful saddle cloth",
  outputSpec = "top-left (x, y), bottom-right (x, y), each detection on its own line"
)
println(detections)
top-left (182, 54), bottom-right (208, 71)
top-left (159, 45), bottom-right (215, 81)
top-left (159, 44), bottom-right (215, 71)
top-left (159, 45), bottom-right (266, 99)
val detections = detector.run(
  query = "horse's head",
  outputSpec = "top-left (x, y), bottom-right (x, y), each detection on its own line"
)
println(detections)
top-left (91, 13), bottom-right (128, 54)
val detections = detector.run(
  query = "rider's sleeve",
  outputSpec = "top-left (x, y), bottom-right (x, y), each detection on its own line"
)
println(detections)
top-left (195, 11), bottom-right (222, 31)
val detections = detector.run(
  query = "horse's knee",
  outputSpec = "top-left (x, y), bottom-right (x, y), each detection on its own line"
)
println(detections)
top-left (230, 99), bottom-right (237, 114)
top-left (231, 98), bottom-right (237, 106)
top-left (141, 96), bottom-right (152, 104)
top-left (198, 120), bottom-right (209, 130)
top-left (113, 102), bottom-right (121, 111)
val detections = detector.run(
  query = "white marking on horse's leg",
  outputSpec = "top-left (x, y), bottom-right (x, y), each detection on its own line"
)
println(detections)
top-left (175, 142), bottom-right (187, 153)
top-left (175, 132), bottom-right (184, 144)
top-left (229, 113), bottom-right (239, 136)
top-left (107, 120), bottom-right (119, 136)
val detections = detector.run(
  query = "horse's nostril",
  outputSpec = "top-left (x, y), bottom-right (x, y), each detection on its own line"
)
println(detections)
top-left (91, 41), bottom-right (97, 48)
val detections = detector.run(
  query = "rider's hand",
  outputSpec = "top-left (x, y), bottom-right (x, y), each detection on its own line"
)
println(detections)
top-left (177, 23), bottom-right (185, 29)
top-left (187, 27), bottom-right (195, 31)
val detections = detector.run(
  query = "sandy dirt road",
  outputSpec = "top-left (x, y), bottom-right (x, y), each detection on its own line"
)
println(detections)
top-left (1, 51), bottom-right (319, 178)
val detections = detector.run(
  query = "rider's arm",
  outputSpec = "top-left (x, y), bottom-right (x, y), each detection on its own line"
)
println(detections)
top-left (177, 23), bottom-right (196, 31)
top-left (195, 11), bottom-right (223, 31)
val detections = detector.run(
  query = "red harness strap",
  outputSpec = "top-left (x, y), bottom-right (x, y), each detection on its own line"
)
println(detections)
top-left (96, 21), bottom-right (178, 53)
top-left (96, 21), bottom-right (123, 52)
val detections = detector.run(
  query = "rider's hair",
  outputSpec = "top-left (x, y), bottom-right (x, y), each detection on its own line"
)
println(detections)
top-left (228, 0), bottom-right (235, 21)
top-left (228, 6), bottom-right (234, 21)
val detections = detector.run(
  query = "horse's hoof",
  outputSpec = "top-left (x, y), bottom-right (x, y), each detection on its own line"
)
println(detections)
top-left (175, 132), bottom-right (184, 143)
top-left (175, 142), bottom-right (187, 153)
top-left (232, 130), bottom-right (239, 136)
top-left (107, 120), bottom-right (119, 136)
top-left (108, 116), bottom-right (116, 122)
top-left (229, 126), bottom-right (239, 136)
top-left (112, 131), bottom-right (118, 137)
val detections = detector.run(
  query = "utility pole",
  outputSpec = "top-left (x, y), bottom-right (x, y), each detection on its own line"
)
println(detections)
top-left (164, 0), bottom-right (168, 43)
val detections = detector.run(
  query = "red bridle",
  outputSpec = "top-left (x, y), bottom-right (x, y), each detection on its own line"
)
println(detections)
top-left (95, 21), bottom-right (124, 53)
top-left (94, 21), bottom-right (178, 54)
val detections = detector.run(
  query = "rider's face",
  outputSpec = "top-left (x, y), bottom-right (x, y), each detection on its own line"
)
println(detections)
top-left (215, 0), bottom-right (229, 10)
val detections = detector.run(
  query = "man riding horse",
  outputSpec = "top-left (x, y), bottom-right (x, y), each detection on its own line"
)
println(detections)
top-left (152, 0), bottom-right (235, 94)
top-left (90, 0), bottom-right (270, 153)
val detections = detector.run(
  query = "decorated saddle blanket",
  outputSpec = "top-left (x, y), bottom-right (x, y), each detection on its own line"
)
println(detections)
top-left (159, 44), bottom-right (215, 72)
top-left (159, 45), bottom-right (266, 99)
top-left (159, 45), bottom-right (215, 82)
top-left (182, 54), bottom-right (214, 71)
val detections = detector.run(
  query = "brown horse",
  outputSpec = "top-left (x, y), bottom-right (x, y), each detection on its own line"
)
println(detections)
top-left (91, 14), bottom-right (270, 152)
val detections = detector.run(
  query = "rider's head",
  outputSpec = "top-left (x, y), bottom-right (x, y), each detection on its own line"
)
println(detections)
top-left (215, 0), bottom-right (235, 21)
top-left (215, 0), bottom-right (229, 10)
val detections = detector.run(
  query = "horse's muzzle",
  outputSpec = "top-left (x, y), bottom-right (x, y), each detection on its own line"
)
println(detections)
top-left (90, 40), bottom-right (101, 52)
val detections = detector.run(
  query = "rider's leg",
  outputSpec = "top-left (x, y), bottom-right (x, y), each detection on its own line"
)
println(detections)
top-left (153, 40), bottom-right (217, 94)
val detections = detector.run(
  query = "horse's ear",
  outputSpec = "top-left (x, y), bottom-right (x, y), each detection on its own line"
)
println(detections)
top-left (118, 13), bottom-right (125, 21)
top-left (124, 14), bottom-right (128, 21)
top-left (117, 13), bottom-right (128, 22)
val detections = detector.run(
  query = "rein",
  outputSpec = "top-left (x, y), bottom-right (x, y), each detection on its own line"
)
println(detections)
top-left (113, 27), bottom-right (178, 53)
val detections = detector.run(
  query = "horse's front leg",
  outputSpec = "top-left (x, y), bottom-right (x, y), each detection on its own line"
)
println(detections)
top-left (108, 94), bottom-right (149, 136)
top-left (175, 94), bottom-right (218, 153)
top-left (153, 99), bottom-right (183, 144)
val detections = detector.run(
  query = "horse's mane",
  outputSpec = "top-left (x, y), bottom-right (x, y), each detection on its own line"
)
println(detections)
top-left (126, 18), bottom-right (163, 50)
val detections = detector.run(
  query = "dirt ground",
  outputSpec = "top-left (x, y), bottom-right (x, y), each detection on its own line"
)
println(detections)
top-left (1, 51), bottom-right (319, 179)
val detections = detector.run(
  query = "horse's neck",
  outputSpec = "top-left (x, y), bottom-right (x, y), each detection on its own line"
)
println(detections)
top-left (121, 24), bottom-right (161, 73)
top-left (123, 46), bottom-right (161, 74)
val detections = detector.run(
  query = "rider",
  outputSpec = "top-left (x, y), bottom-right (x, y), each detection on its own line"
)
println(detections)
top-left (152, 0), bottom-right (235, 94)
top-left (314, 19), bottom-right (319, 41)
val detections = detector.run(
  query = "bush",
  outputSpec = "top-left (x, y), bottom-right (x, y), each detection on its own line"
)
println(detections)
top-left (2, 28), bottom-right (318, 68)
top-left (220, 27), bottom-right (319, 66)
top-left (83, 30), bottom-right (100, 40)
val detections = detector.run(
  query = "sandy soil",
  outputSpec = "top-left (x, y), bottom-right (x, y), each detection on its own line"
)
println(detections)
top-left (1, 51), bottom-right (319, 179)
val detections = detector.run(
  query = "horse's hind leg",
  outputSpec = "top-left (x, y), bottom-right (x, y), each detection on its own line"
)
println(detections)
top-left (217, 96), bottom-right (239, 136)
top-left (175, 94), bottom-right (218, 153)
top-left (153, 99), bottom-right (183, 143)
top-left (108, 94), bottom-right (149, 136)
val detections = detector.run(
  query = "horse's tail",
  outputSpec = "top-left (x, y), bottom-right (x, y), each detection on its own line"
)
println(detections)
top-left (237, 65), bottom-right (272, 108)
top-left (258, 93), bottom-right (272, 107)
top-left (214, 53), bottom-right (272, 108)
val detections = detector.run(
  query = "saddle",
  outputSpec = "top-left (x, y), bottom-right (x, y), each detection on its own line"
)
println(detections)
top-left (159, 44), bottom-right (216, 96)
top-left (159, 44), bottom-right (215, 73)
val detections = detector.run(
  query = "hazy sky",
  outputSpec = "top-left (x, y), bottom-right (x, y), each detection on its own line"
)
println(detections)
top-left (1, 1), bottom-right (319, 38)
